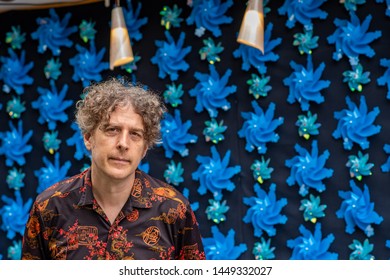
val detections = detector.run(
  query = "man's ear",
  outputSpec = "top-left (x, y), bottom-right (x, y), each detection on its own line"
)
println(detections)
top-left (84, 133), bottom-right (92, 150)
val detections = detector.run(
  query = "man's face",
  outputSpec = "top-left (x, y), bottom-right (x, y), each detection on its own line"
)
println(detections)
top-left (84, 104), bottom-right (147, 184)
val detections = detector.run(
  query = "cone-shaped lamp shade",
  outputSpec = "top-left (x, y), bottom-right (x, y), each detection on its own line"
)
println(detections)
top-left (110, 6), bottom-right (134, 70)
top-left (237, 0), bottom-right (264, 54)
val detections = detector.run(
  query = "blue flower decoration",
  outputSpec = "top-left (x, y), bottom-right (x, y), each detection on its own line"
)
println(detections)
top-left (7, 240), bottom-right (22, 260)
top-left (293, 27), bottom-right (319, 55)
top-left (44, 58), bottom-right (62, 80)
top-left (278, 0), bottom-right (328, 29)
top-left (163, 82), bottom-right (184, 107)
top-left (0, 120), bottom-right (33, 167)
top-left (252, 237), bottom-right (275, 260)
top-left (6, 168), bottom-right (25, 191)
top-left (284, 54), bottom-right (330, 111)
top-left (343, 63), bottom-right (371, 92)
top-left (233, 23), bottom-right (281, 74)
top-left (66, 122), bottom-right (91, 160)
top-left (160, 4), bottom-right (183, 30)
top-left (186, 0), bottom-right (233, 37)
top-left (205, 199), bottom-right (229, 224)
top-left (287, 223), bottom-right (338, 260)
top-left (247, 73), bottom-right (272, 99)
top-left (31, 80), bottom-right (73, 130)
top-left (203, 118), bottom-right (227, 144)
top-left (243, 183), bottom-right (287, 237)
top-left (6, 25), bottom-right (26, 49)
top-left (138, 161), bottom-right (149, 173)
top-left (349, 239), bottom-right (375, 260)
top-left (327, 12), bottom-right (381, 62)
top-left (34, 153), bottom-right (71, 194)
top-left (43, 131), bottom-right (62, 154)
top-left (31, 8), bottom-right (77, 56)
top-left (189, 64), bottom-right (236, 118)
top-left (285, 140), bottom-right (334, 196)
top-left (0, 49), bottom-right (34, 95)
top-left (6, 96), bottom-right (26, 119)
top-left (299, 194), bottom-right (327, 223)
top-left (192, 146), bottom-right (241, 200)
top-left (160, 109), bottom-right (198, 158)
top-left (296, 111), bottom-right (321, 140)
top-left (376, 0), bottom-right (390, 16)
top-left (238, 101), bottom-right (284, 154)
top-left (123, 0), bottom-right (148, 42)
top-left (377, 58), bottom-right (390, 99)
top-left (333, 95), bottom-right (381, 150)
top-left (199, 37), bottom-right (224, 64)
top-left (182, 188), bottom-right (199, 212)
top-left (202, 226), bottom-right (247, 260)
top-left (346, 151), bottom-right (374, 180)
top-left (337, 180), bottom-right (383, 237)
top-left (342, 0), bottom-right (366, 12)
top-left (164, 160), bottom-right (184, 186)
top-left (250, 156), bottom-right (273, 184)
top-left (69, 41), bottom-right (109, 87)
top-left (79, 20), bottom-right (96, 43)
top-left (0, 191), bottom-right (32, 239)
top-left (151, 31), bottom-right (191, 81)
top-left (381, 144), bottom-right (390, 172)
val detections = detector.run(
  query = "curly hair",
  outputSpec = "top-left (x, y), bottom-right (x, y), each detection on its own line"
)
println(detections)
top-left (75, 77), bottom-right (166, 149)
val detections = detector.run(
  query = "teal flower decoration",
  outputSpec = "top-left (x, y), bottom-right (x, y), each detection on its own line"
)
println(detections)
top-left (0, 49), bottom-right (34, 95)
top-left (164, 160), bottom-right (184, 186)
top-left (337, 180), bottom-right (383, 237)
top-left (163, 82), bottom-right (184, 107)
top-left (349, 239), bottom-right (375, 260)
top-left (79, 19), bottom-right (96, 43)
top-left (44, 58), bottom-right (62, 80)
top-left (0, 120), bottom-right (33, 167)
top-left (43, 131), bottom-right (62, 155)
top-left (192, 146), bottom-right (241, 200)
top-left (250, 157), bottom-right (273, 184)
top-left (202, 226), bottom-right (247, 260)
top-left (238, 101), bottom-right (284, 154)
top-left (66, 122), bottom-right (91, 160)
top-left (7, 240), bottom-right (22, 260)
top-left (377, 58), bottom-right (390, 99)
top-left (123, 0), bottom-right (148, 41)
top-left (346, 151), bottom-right (374, 180)
top-left (233, 23), bottom-right (281, 74)
top-left (284, 54), bottom-right (330, 111)
top-left (31, 80), bottom-right (73, 130)
top-left (247, 73), bottom-right (272, 99)
top-left (34, 153), bottom-right (71, 194)
top-left (199, 37), bottom-right (224, 64)
top-left (5, 25), bottom-right (26, 49)
top-left (342, 0), bottom-right (366, 12)
top-left (327, 12), bottom-right (381, 62)
top-left (343, 63), bottom-right (371, 92)
top-left (69, 41), bottom-right (109, 87)
top-left (252, 237), bottom-right (275, 260)
top-left (120, 54), bottom-right (141, 74)
top-left (160, 109), bottom-right (198, 158)
top-left (293, 27), bottom-right (319, 55)
top-left (287, 223), bottom-right (338, 260)
top-left (189, 64), bottom-right (236, 118)
top-left (203, 118), bottom-right (227, 144)
top-left (243, 183), bottom-right (287, 237)
top-left (285, 140), bottom-right (334, 196)
top-left (205, 199), bottom-right (229, 224)
top-left (6, 168), bottom-right (25, 191)
top-left (333, 96), bottom-right (381, 150)
top-left (278, 0), bottom-right (327, 29)
top-left (6, 96), bottom-right (26, 119)
top-left (151, 31), bottom-right (192, 81)
top-left (381, 144), bottom-right (390, 172)
top-left (296, 111), bottom-right (321, 140)
top-left (0, 191), bottom-right (32, 239)
top-left (186, 0), bottom-right (233, 37)
top-left (31, 8), bottom-right (77, 56)
top-left (160, 4), bottom-right (183, 30)
top-left (299, 194), bottom-right (327, 223)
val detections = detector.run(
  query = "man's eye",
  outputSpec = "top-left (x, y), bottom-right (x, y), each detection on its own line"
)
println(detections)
top-left (130, 131), bottom-right (143, 140)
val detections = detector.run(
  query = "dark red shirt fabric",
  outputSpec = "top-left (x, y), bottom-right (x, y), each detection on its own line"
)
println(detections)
top-left (21, 169), bottom-right (205, 260)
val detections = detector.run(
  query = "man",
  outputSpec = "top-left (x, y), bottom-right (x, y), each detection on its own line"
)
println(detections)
top-left (21, 77), bottom-right (205, 260)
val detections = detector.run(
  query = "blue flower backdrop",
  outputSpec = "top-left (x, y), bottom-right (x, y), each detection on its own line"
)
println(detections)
top-left (0, 0), bottom-right (389, 260)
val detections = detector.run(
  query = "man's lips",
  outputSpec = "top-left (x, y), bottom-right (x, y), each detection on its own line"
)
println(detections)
top-left (109, 157), bottom-right (130, 163)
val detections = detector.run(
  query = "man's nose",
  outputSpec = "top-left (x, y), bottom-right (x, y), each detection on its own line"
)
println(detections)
top-left (116, 132), bottom-right (129, 151)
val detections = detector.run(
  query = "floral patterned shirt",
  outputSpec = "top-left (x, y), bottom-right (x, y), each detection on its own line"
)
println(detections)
top-left (21, 169), bottom-right (205, 260)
